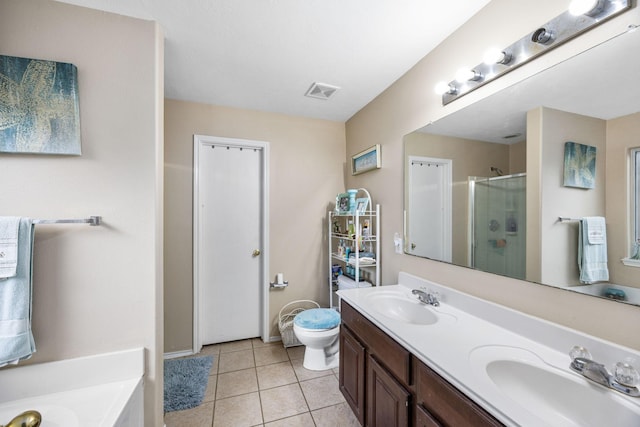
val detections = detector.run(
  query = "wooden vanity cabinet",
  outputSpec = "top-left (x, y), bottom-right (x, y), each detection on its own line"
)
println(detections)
top-left (340, 300), bottom-right (503, 427)
top-left (414, 357), bottom-right (502, 427)
top-left (415, 404), bottom-right (441, 427)
top-left (340, 301), bottom-right (411, 427)
top-left (339, 324), bottom-right (366, 424)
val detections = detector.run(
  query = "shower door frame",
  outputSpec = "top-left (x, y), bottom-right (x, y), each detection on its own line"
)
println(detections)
top-left (468, 173), bottom-right (526, 269)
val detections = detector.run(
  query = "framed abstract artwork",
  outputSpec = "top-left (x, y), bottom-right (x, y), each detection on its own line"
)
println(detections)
top-left (0, 55), bottom-right (81, 155)
top-left (563, 141), bottom-right (596, 189)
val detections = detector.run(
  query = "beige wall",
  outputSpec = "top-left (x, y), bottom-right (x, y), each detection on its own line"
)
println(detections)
top-left (345, 0), bottom-right (640, 350)
top-left (509, 141), bottom-right (527, 174)
top-left (0, 1), bottom-right (164, 425)
top-left (164, 99), bottom-right (345, 351)
top-left (607, 112), bottom-right (640, 287)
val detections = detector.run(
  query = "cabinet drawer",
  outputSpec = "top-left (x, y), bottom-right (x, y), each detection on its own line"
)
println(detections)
top-left (414, 359), bottom-right (503, 427)
top-left (341, 301), bottom-right (411, 385)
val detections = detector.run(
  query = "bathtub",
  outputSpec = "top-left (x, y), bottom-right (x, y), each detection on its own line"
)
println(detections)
top-left (0, 348), bottom-right (144, 426)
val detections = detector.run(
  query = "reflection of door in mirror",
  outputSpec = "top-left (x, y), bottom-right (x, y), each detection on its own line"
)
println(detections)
top-left (407, 156), bottom-right (452, 262)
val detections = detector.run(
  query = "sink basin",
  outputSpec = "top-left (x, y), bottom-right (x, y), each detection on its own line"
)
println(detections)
top-left (365, 292), bottom-right (438, 325)
top-left (470, 346), bottom-right (640, 427)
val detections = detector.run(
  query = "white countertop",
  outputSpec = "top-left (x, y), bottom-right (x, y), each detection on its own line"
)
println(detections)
top-left (337, 272), bottom-right (640, 427)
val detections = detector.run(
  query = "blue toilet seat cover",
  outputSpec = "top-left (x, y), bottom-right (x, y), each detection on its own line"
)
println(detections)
top-left (294, 308), bottom-right (341, 330)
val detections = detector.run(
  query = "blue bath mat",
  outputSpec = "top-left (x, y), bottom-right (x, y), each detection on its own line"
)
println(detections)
top-left (164, 355), bottom-right (214, 412)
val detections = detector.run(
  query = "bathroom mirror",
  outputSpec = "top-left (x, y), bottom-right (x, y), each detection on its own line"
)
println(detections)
top-left (404, 27), bottom-right (640, 305)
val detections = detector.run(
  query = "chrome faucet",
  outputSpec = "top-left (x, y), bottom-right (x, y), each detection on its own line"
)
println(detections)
top-left (570, 350), bottom-right (640, 397)
top-left (412, 289), bottom-right (439, 306)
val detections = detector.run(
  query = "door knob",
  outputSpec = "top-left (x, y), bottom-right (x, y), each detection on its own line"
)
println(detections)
top-left (252, 249), bottom-right (261, 257)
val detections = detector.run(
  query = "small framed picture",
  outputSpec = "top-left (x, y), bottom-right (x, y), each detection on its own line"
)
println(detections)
top-left (336, 193), bottom-right (350, 214)
top-left (352, 144), bottom-right (381, 175)
top-left (355, 197), bottom-right (369, 214)
top-left (563, 141), bottom-right (596, 189)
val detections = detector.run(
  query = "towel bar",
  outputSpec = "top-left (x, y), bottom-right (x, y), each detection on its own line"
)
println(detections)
top-left (33, 216), bottom-right (102, 226)
top-left (558, 216), bottom-right (580, 222)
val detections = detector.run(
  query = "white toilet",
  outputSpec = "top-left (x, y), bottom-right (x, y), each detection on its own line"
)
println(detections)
top-left (293, 308), bottom-right (341, 371)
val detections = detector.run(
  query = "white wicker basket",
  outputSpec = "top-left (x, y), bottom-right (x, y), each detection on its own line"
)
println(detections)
top-left (278, 300), bottom-right (320, 347)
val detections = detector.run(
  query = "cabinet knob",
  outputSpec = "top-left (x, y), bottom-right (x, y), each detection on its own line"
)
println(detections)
top-left (252, 249), bottom-right (261, 257)
top-left (411, 243), bottom-right (416, 250)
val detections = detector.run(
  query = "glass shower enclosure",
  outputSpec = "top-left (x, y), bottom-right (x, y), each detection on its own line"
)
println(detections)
top-left (469, 173), bottom-right (526, 279)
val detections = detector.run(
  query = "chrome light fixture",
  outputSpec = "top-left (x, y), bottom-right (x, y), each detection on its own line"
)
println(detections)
top-left (437, 0), bottom-right (632, 105)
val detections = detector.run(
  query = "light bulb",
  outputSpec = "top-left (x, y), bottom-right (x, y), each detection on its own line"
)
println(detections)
top-left (434, 81), bottom-right (455, 95)
top-left (483, 48), bottom-right (502, 65)
top-left (569, 0), bottom-right (603, 16)
top-left (455, 67), bottom-right (474, 83)
top-left (483, 47), bottom-right (512, 65)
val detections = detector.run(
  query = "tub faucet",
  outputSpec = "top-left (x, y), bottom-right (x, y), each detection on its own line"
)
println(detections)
top-left (412, 289), bottom-right (439, 306)
top-left (1, 410), bottom-right (41, 427)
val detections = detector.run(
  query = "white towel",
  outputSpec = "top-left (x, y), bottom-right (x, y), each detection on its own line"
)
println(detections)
top-left (585, 217), bottom-right (605, 245)
top-left (578, 217), bottom-right (609, 284)
top-left (0, 218), bottom-right (36, 366)
top-left (0, 217), bottom-right (21, 278)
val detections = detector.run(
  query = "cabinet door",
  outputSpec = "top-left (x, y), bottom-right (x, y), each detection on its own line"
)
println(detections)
top-left (367, 355), bottom-right (410, 427)
top-left (340, 325), bottom-right (366, 425)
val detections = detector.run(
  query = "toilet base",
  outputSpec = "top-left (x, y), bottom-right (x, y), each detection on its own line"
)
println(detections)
top-left (293, 322), bottom-right (340, 371)
top-left (302, 347), bottom-right (339, 371)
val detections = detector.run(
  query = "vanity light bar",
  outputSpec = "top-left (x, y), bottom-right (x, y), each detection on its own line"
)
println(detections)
top-left (440, 0), bottom-right (631, 105)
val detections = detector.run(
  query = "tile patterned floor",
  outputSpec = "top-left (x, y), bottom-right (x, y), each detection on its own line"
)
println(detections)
top-left (164, 338), bottom-right (361, 427)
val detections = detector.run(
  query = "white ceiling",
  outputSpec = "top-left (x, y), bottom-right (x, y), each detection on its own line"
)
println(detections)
top-left (54, 0), bottom-right (491, 121)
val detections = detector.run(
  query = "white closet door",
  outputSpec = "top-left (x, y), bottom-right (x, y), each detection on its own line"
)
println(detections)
top-left (407, 156), bottom-right (452, 262)
top-left (197, 140), bottom-right (263, 345)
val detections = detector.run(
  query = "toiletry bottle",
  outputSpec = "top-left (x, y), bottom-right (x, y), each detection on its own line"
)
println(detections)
top-left (348, 219), bottom-right (355, 238)
top-left (362, 220), bottom-right (369, 238)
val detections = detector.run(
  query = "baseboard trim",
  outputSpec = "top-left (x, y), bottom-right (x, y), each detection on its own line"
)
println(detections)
top-left (163, 349), bottom-right (194, 359)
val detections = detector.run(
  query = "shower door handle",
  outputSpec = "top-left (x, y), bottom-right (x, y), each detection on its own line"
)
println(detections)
top-left (252, 249), bottom-right (261, 257)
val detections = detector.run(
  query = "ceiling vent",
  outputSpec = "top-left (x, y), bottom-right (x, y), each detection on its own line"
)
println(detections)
top-left (305, 82), bottom-right (340, 100)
